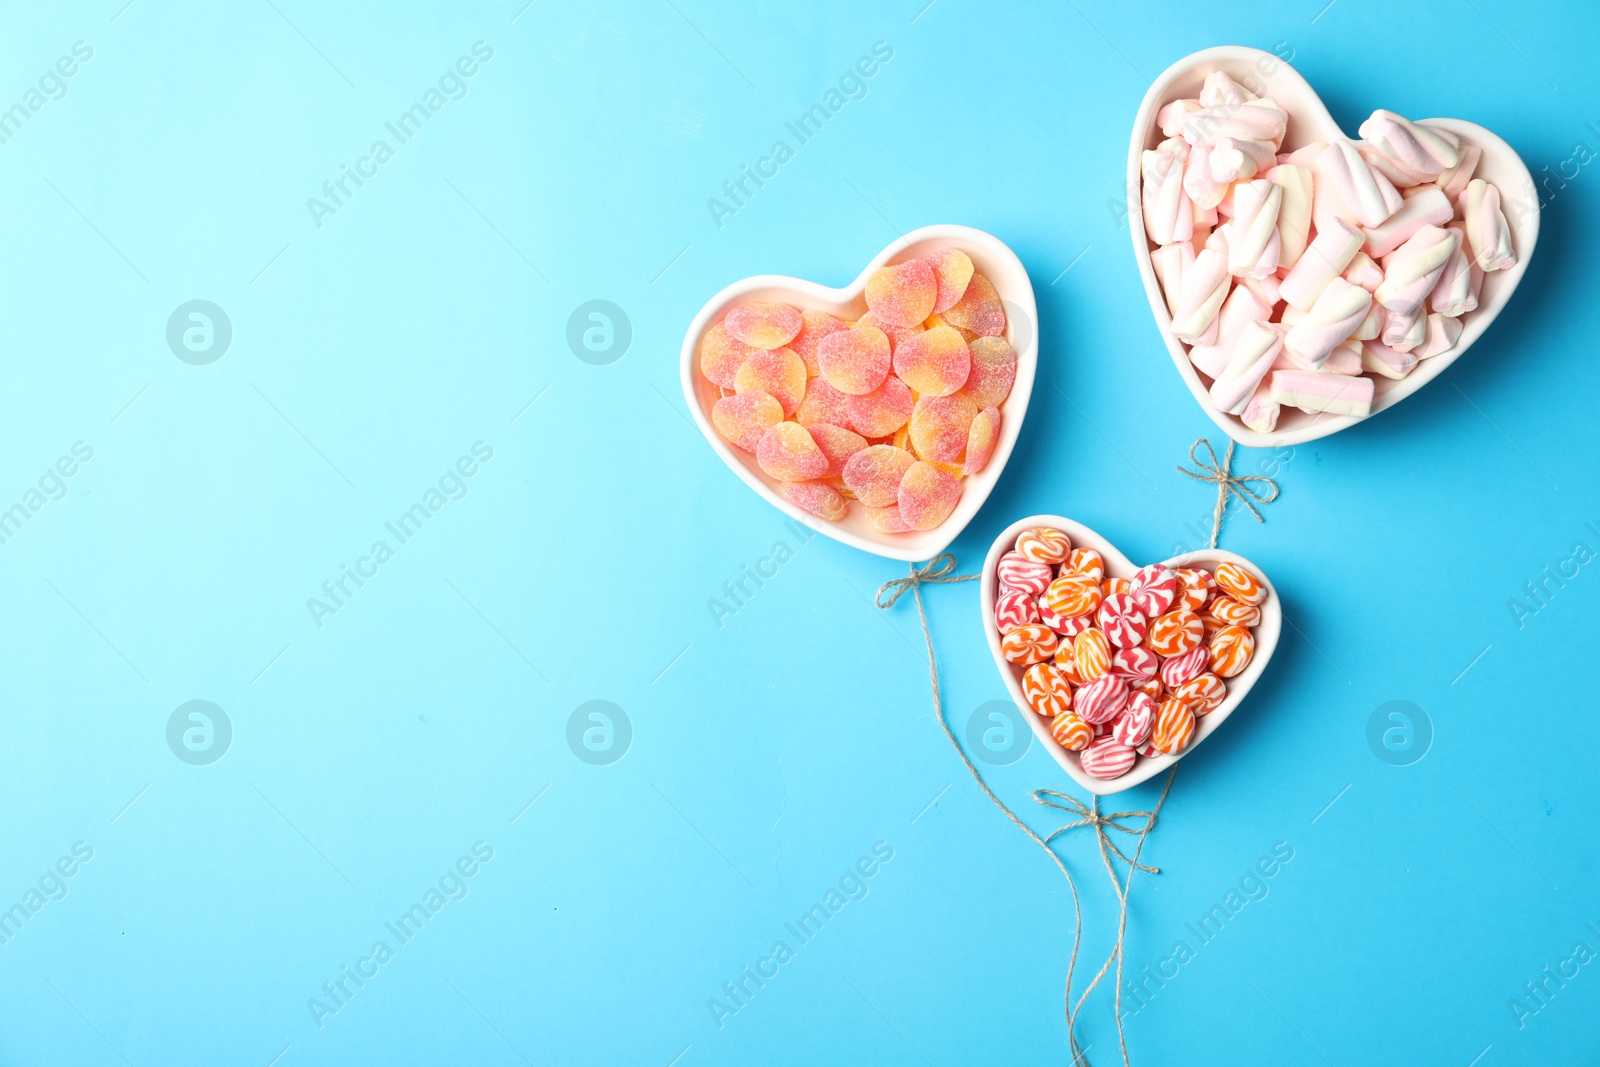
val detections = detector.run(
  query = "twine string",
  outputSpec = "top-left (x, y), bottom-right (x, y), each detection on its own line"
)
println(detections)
top-left (1175, 438), bottom-right (1280, 549)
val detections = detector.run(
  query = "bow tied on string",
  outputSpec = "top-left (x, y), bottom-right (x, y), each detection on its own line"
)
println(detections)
top-left (1035, 789), bottom-right (1161, 878)
top-left (874, 553), bottom-right (975, 609)
top-left (1176, 438), bottom-right (1280, 549)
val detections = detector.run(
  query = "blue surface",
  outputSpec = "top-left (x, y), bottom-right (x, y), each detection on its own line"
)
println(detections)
top-left (2, 1), bottom-right (1598, 1064)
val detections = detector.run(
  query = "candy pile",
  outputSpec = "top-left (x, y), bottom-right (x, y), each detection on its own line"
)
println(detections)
top-left (993, 526), bottom-right (1266, 781)
top-left (700, 250), bottom-right (1016, 534)
top-left (1141, 71), bottom-right (1519, 431)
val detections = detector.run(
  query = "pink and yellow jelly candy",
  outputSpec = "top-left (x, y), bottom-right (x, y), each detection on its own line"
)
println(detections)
top-left (866, 505), bottom-right (912, 533)
top-left (961, 337), bottom-right (1018, 408)
top-left (756, 422), bottom-right (827, 482)
top-left (909, 393), bottom-right (979, 464)
top-left (795, 377), bottom-right (851, 428)
top-left (857, 312), bottom-right (923, 353)
top-left (898, 461), bottom-right (960, 530)
top-left (806, 422), bottom-right (868, 478)
top-left (818, 325), bottom-right (891, 395)
top-left (894, 325), bottom-right (971, 397)
top-left (864, 258), bottom-right (937, 329)
top-left (964, 406), bottom-right (1001, 475)
top-left (711, 390), bottom-right (782, 451)
top-left (927, 248), bottom-right (975, 314)
top-left (700, 322), bottom-right (759, 389)
top-left (724, 302), bottom-right (802, 350)
top-left (734, 347), bottom-right (807, 417)
top-left (841, 444), bottom-right (915, 507)
top-left (788, 308), bottom-right (847, 376)
top-left (783, 481), bottom-right (848, 521)
top-left (845, 377), bottom-right (913, 438)
top-left (943, 271), bottom-right (1005, 337)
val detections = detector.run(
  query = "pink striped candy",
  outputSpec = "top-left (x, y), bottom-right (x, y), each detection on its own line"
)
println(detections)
top-left (1113, 692), bottom-right (1157, 747)
top-left (1111, 646), bottom-right (1159, 684)
top-left (1130, 564), bottom-right (1179, 617)
top-left (1074, 675), bottom-right (1129, 725)
top-left (997, 552), bottom-right (1052, 595)
top-left (1096, 592), bottom-right (1148, 649)
top-left (1038, 601), bottom-right (1085, 635)
top-left (995, 586), bottom-right (1040, 631)
top-left (1080, 737), bottom-right (1138, 780)
top-left (1159, 646), bottom-right (1210, 688)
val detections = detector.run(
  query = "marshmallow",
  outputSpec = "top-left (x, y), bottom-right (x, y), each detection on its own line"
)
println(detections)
top-left (1151, 242), bottom-right (1194, 317)
top-left (1343, 251), bottom-right (1384, 292)
top-left (1170, 248), bottom-right (1232, 344)
top-left (1199, 71), bottom-right (1258, 108)
top-left (1415, 313), bottom-right (1463, 360)
top-left (1158, 98), bottom-right (1204, 138)
top-left (1317, 141), bottom-right (1404, 228)
top-left (1210, 137), bottom-right (1277, 184)
top-left (1240, 379), bottom-right (1281, 434)
top-left (1280, 218), bottom-right (1364, 311)
top-left (1283, 141), bottom-right (1328, 168)
top-left (1269, 368), bottom-right (1374, 417)
top-left (1189, 284), bottom-right (1272, 378)
top-left (1352, 302), bottom-right (1383, 341)
top-left (1382, 307), bottom-right (1427, 352)
top-left (1438, 144), bottom-right (1482, 199)
top-left (1363, 186), bottom-right (1454, 258)
top-left (1142, 141), bottom-right (1193, 246)
top-left (1266, 164), bottom-right (1314, 268)
top-left (1375, 225), bottom-right (1459, 316)
top-left (1284, 277), bottom-right (1372, 369)
top-left (1360, 339), bottom-right (1419, 380)
top-left (1429, 223), bottom-right (1477, 317)
top-left (1358, 110), bottom-right (1461, 177)
top-left (1239, 271), bottom-right (1281, 310)
top-left (1183, 143), bottom-right (1230, 210)
top-left (1228, 179), bottom-right (1283, 278)
top-left (1459, 179), bottom-right (1516, 271)
top-left (1210, 321), bottom-right (1282, 415)
top-left (1324, 339), bottom-right (1365, 377)
top-left (1360, 145), bottom-right (1432, 189)
top-left (1183, 99), bottom-right (1288, 147)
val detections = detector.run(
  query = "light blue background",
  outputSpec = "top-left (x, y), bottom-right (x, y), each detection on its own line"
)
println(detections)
top-left (2, 0), bottom-right (1597, 1064)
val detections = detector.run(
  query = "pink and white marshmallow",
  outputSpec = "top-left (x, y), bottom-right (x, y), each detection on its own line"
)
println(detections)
top-left (1459, 178), bottom-right (1516, 272)
top-left (1228, 179), bottom-right (1283, 278)
top-left (1375, 225), bottom-right (1459, 317)
top-left (1141, 140), bottom-right (1193, 246)
top-left (1357, 110), bottom-right (1461, 177)
top-left (1279, 218), bottom-right (1364, 311)
top-left (1284, 277), bottom-right (1372, 369)
top-left (1317, 141), bottom-right (1404, 228)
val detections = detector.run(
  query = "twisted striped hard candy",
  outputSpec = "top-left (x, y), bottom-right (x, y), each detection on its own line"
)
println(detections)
top-left (1113, 691), bottom-right (1157, 747)
top-left (1209, 624), bottom-right (1256, 678)
top-left (995, 586), bottom-right (1040, 631)
top-left (997, 552), bottom-right (1052, 595)
top-left (1147, 609), bottom-right (1204, 658)
top-left (1134, 676), bottom-right (1165, 703)
top-left (1214, 561), bottom-right (1267, 606)
top-left (1080, 737), bottom-right (1138, 780)
top-left (1159, 646), bottom-right (1210, 688)
top-left (1074, 675), bottom-right (1130, 725)
top-left (1206, 594), bottom-right (1261, 628)
top-left (1173, 673), bottom-right (1226, 714)
top-left (1001, 624), bottom-right (1058, 666)
top-left (1052, 642), bottom-right (1084, 686)
top-left (1074, 627), bottom-right (1113, 683)
top-left (1102, 577), bottom-right (1132, 598)
top-left (1175, 567), bottom-right (1216, 612)
top-left (1022, 662), bottom-right (1072, 718)
top-left (1044, 573), bottom-right (1102, 619)
top-left (1152, 698), bottom-right (1197, 755)
top-left (1051, 711), bottom-right (1093, 751)
top-left (1097, 592), bottom-right (1149, 649)
top-left (1130, 564), bottom-right (1179, 616)
top-left (1111, 645), bottom-right (1159, 685)
top-left (1062, 548), bottom-right (1104, 582)
top-left (1201, 614), bottom-right (1226, 641)
top-left (1016, 526), bottom-right (1071, 564)
top-left (1039, 601), bottom-right (1093, 636)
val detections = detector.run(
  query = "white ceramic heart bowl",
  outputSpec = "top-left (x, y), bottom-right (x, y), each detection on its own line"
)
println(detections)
top-left (981, 515), bottom-right (1281, 796)
top-left (680, 225), bottom-right (1037, 562)
top-left (1127, 46), bottom-right (1540, 447)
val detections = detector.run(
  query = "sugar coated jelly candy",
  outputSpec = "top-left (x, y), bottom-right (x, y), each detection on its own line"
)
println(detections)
top-left (961, 337), bottom-right (1017, 408)
top-left (756, 422), bottom-right (827, 482)
top-left (818, 325), bottom-right (892, 395)
top-left (700, 322), bottom-right (760, 388)
top-left (927, 248), bottom-right (975, 314)
top-left (898, 462), bottom-right (961, 530)
top-left (864, 258), bottom-right (938, 329)
top-left (1022, 662), bottom-right (1072, 718)
top-left (783, 481), bottom-right (847, 521)
top-left (1001, 624), bottom-right (1058, 666)
top-left (1051, 711), bottom-right (1093, 752)
top-left (894, 325), bottom-right (972, 397)
top-left (1214, 561), bottom-right (1266, 605)
top-left (734, 347), bottom-right (807, 417)
top-left (1015, 527), bottom-right (1071, 565)
top-left (841, 444), bottom-right (914, 507)
top-left (724, 302), bottom-right (802, 350)
top-left (795, 377), bottom-right (851, 428)
top-left (845, 377), bottom-right (913, 438)
top-left (865, 505), bottom-right (912, 533)
top-left (788, 308), bottom-right (847, 375)
top-left (711, 390), bottom-right (782, 451)
top-left (1208, 624), bottom-right (1255, 677)
top-left (909, 393), bottom-right (978, 464)
top-left (806, 423), bottom-right (868, 478)
top-left (943, 271), bottom-right (1005, 337)
top-left (857, 312), bottom-right (923, 353)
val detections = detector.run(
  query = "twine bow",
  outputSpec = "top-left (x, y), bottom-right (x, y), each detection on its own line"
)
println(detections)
top-left (1176, 438), bottom-right (1280, 549)
top-left (1035, 789), bottom-right (1161, 877)
top-left (874, 553), bottom-right (976, 608)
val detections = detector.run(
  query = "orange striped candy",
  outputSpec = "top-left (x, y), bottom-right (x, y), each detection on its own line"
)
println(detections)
top-left (1044, 573), bottom-right (1102, 619)
top-left (1175, 567), bottom-right (1215, 612)
top-left (1102, 577), bottom-right (1132, 598)
top-left (1146, 609), bottom-right (1203, 658)
top-left (1016, 526), bottom-right (1071, 564)
top-left (1151, 698), bottom-right (1196, 755)
top-left (1201, 614), bottom-right (1226, 640)
top-left (1052, 642), bottom-right (1085, 686)
top-left (1001, 624), bottom-right (1058, 666)
top-left (1207, 595), bottom-right (1261, 628)
top-left (1173, 673), bottom-right (1226, 714)
top-left (1214, 561), bottom-right (1266, 606)
top-left (1074, 627), bottom-right (1112, 682)
top-left (1209, 624), bottom-right (1255, 677)
top-left (1051, 711), bottom-right (1093, 751)
top-left (1022, 662), bottom-right (1072, 718)
top-left (1063, 548), bottom-right (1104, 582)
top-left (1134, 677), bottom-right (1165, 702)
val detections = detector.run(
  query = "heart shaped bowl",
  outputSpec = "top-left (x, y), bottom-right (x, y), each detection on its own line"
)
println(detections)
top-left (1127, 45), bottom-right (1540, 447)
top-left (680, 224), bottom-right (1037, 562)
top-left (981, 514), bottom-right (1281, 796)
